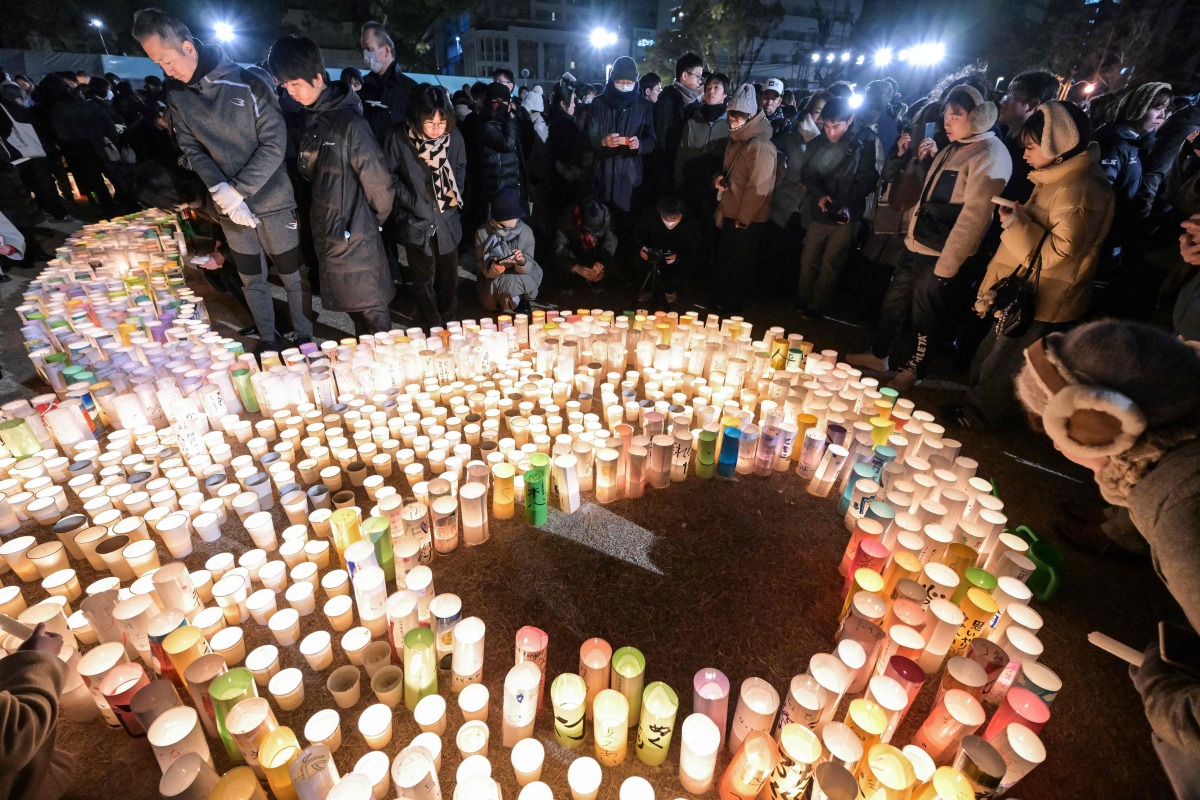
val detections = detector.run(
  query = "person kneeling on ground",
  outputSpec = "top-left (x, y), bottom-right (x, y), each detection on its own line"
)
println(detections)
top-left (555, 199), bottom-right (617, 289)
top-left (474, 188), bottom-right (542, 312)
top-left (1016, 320), bottom-right (1200, 798)
top-left (267, 35), bottom-right (396, 336)
top-left (634, 194), bottom-right (698, 306)
top-left (1, 623), bottom-right (76, 800)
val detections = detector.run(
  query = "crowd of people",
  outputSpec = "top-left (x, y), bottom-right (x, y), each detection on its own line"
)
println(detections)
top-left (2, 10), bottom-right (1200, 796)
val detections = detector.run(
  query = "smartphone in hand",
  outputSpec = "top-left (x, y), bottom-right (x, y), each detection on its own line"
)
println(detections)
top-left (923, 122), bottom-right (937, 141)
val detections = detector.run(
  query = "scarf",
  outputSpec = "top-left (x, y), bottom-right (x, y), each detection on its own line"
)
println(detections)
top-left (700, 102), bottom-right (727, 123)
top-left (601, 82), bottom-right (637, 109)
top-left (407, 125), bottom-right (461, 212)
top-left (672, 80), bottom-right (700, 104)
top-left (187, 41), bottom-right (222, 89)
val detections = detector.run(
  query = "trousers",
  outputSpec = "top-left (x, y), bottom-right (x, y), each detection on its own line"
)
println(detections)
top-left (871, 249), bottom-right (945, 374)
top-left (404, 235), bottom-right (459, 329)
top-left (965, 320), bottom-right (1069, 427)
top-left (349, 306), bottom-right (393, 336)
top-left (797, 220), bottom-right (855, 314)
top-left (230, 247), bottom-right (313, 342)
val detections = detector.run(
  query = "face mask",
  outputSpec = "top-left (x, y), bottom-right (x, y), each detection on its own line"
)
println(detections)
top-left (363, 49), bottom-right (381, 72)
top-left (663, 219), bottom-right (680, 230)
top-left (615, 83), bottom-right (635, 93)
top-left (729, 117), bottom-right (746, 131)
top-left (105, 90), bottom-right (114, 101)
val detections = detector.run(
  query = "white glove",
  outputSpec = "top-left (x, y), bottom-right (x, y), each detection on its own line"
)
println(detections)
top-left (226, 200), bottom-right (258, 229)
top-left (209, 182), bottom-right (245, 215)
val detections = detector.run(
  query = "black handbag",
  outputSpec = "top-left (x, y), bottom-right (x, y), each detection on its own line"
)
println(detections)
top-left (911, 145), bottom-right (963, 251)
top-left (989, 228), bottom-right (1051, 338)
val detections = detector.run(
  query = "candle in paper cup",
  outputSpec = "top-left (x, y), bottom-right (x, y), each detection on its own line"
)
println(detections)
top-left (985, 722), bottom-right (1045, 793)
top-left (457, 719), bottom-right (490, 758)
top-left (359, 703), bottom-right (393, 750)
top-left (768, 723), bottom-right (822, 799)
top-left (503, 660), bottom-right (541, 746)
top-left (855, 743), bottom-right (916, 799)
top-left (342, 625), bottom-right (372, 665)
top-left (304, 709), bottom-right (343, 752)
top-left (459, 681), bottom-right (490, 722)
top-left (718, 729), bottom-right (779, 799)
top-left (291, 743), bottom-right (341, 799)
top-left (567, 756), bottom-right (603, 800)
top-left (246, 644), bottom-right (280, 686)
top-left (327, 665), bottom-right (362, 709)
top-left (592, 688), bottom-right (629, 765)
top-left (910, 689), bottom-right (985, 762)
top-left (130, 678), bottom-right (183, 735)
top-left (370, 664), bottom-right (403, 708)
top-left (210, 626), bottom-right (246, 666)
top-left (258, 726), bottom-right (302, 800)
top-left (269, 607), bottom-right (301, 646)
top-left (821, 721), bottom-right (864, 773)
top-left (269, 667), bottom-right (306, 712)
top-left (414, 693), bottom-right (447, 735)
top-left (579, 637), bottom-right (612, 720)
top-left (99, 660), bottom-right (152, 737)
top-left (224, 696), bottom-right (278, 771)
top-left (451, 616), bottom-right (486, 691)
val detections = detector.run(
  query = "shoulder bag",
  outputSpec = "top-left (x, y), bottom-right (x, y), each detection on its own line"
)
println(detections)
top-left (989, 227), bottom-right (1052, 338)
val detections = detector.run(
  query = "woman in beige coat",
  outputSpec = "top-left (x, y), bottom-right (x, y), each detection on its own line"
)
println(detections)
top-left (945, 100), bottom-right (1115, 429)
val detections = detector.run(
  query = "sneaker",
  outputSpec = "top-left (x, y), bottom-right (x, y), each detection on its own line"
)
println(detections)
top-left (940, 403), bottom-right (987, 429)
top-left (845, 351), bottom-right (889, 371)
top-left (515, 295), bottom-right (533, 314)
top-left (0, 273), bottom-right (10, 283)
top-left (238, 323), bottom-right (259, 337)
top-left (888, 368), bottom-right (920, 392)
top-left (253, 339), bottom-right (286, 356)
top-left (283, 332), bottom-right (313, 346)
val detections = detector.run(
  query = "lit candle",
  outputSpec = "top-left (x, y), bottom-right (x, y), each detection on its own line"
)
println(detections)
top-left (566, 756), bottom-right (603, 800)
top-left (404, 626), bottom-right (437, 710)
top-left (718, 730), bottom-right (779, 799)
top-left (503, 661), bottom-right (542, 746)
top-left (452, 616), bottom-right (487, 691)
top-left (635, 680), bottom-right (678, 766)
top-left (855, 743), bottom-right (916, 799)
top-left (768, 723), bottom-right (823, 799)
top-left (414, 693), bottom-right (447, 735)
top-left (592, 688), bottom-right (629, 766)
top-left (358, 703), bottom-right (393, 750)
top-left (511, 737), bottom-right (545, 786)
top-left (327, 665), bottom-right (362, 709)
top-left (269, 668), bottom-right (306, 712)
top-left (729, 676), bottom-right (780, 755)
top-left (579, 637), bottom-right (612, 720)
top-left (258, 726), bottom-right (301, 800)
top-left (457, 719), bottom-right (490, 758)
top-left (224, 696), bottom-right (278, 772)
top-left (910, 689), bottom-right (986, 762)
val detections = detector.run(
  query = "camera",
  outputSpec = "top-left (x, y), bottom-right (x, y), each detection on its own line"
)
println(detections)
top-left (824, 206), bottom-right (850, 225)
top-left (644, 247), bottom-right (672, 261)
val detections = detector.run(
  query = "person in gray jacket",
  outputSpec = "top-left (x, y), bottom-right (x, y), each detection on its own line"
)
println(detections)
top-left (1016, 320), bottom-right (1200, 799)
top-left (474, 188), bottom-right (541, 312)
top-left (133, 7), bottom-right (313, 352)
top-left (267, 35), bottom-right (395, 336)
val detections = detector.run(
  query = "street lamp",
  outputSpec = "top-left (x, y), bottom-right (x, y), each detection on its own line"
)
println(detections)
top-left (89, 18), bottom-right (109, 55)
top-left (825, 52), bottom-right (835, 63)
top-left (810, 53), bottom-right (820, 63)
top-left (214, 21), bottom-right (235, 44)
top-left (840, 51), bottom-right (850, 62)
top-left (874, 47), bottom-right (893, 67)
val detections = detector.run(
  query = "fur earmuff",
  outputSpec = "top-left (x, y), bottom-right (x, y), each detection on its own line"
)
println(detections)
top-left (1042, 384), bottom-right (1147, 459)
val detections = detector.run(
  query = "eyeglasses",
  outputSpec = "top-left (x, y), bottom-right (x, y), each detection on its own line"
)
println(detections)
top-left (686, 71), bottom-right (704, 80)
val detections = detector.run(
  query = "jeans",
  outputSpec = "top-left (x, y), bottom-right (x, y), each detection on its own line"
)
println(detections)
top-left (797, 220), bottom-right (854, 314)
top-left (404, 235), bottom-right (459, 329)
top-left (871, 249), bottom-right (946, 374)
top-left (965, 320), bottom-right (1068, 427)
top-left (230, 247), bottom-right (313, 341)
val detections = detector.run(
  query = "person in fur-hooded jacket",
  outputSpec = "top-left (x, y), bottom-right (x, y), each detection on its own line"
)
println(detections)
top-left (1015, 320), bottom-right (1200, 799)
top-left (847, 84), bottom-right (1011, 390)
top-left (945, 101), bottom-right (1114, 429)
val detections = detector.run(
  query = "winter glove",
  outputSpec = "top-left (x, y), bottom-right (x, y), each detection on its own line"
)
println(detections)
top-left (226, 200), bottom-right (259, 229)
top-left (209, 182), bottom-right (246, 216)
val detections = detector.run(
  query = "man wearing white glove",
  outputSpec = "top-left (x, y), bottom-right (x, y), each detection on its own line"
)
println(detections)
top-left (134, 7), bottom-right (314, 353)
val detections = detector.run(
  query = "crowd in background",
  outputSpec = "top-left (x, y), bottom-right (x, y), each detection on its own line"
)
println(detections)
top-left (2, 10), bottom-right (1200, 436)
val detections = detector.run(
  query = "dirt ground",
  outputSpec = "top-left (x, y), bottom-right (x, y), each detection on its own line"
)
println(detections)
top-left (0, 233), bottom-right (1183, 800)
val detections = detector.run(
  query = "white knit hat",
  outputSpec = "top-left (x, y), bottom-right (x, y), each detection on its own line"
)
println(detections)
top-left (521, 85), bottom-right (544, 113)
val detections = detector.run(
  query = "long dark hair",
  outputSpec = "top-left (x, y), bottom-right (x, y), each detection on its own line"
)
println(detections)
top-left (406, 83), bottom-right (455, 134)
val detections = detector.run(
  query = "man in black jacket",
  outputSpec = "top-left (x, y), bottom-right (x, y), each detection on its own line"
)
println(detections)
top-left (652, 52), bottom-right (703, 192)
top-left (268, 35), bottom-right (395, 336)
top-left (359, 21), bottom-right (418, 146)
top-left (478, 82), bottom-right (526, 213)
top-left (796, 96), bottom-right (879, 318)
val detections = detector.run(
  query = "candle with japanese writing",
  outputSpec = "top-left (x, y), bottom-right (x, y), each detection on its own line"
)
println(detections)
top-left (718, 730), bottom-right (780, 800)
top-left (524, 460), bottom-right (548, 525)
top-left (580, 637), bottom-right (612, 720)
top-left (776, 673), bottom-right (828, 733)
top-left (329, 507), bottom-right (363, 570)
top-left (729, 677), bottom-right (780, 755)
top-left (843, 698), bottom-right (888, 753)
top-left (224, 697), bottom-right (277, 774)
top-left (401, 503), bottom-right (434, 565)
top-left (431, 496), bottom-right (459, 554)
top-left (766, 723), bottom-right (822, 800)
top-left (796, 428), bottom-right (826, 481)
top-left (948, 589), bottom-right (998, 659)
top-left (451, 616), bottom-right (486, 691)
top-left (593, 689), bottom-right (630, 766)
top-left (209, 667), bottom-right (258, 760)
top-left (491, 463), bottom-right (515, 519)
top-left (611, 646), bottom-right (646, 723)
top-left (635, 681), bottom-right (678, 766)
top-left (551, 673), bottom-right (587, 749)
top-left (514, 625), bottom-right (548, 712)
top-left (695, 429), bottom-right (717, 479)
top-left (404, 627), bottom-right (437, 710)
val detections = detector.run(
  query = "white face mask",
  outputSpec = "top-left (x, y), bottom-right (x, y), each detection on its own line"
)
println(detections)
top-left (105, 90), bottom-right (114, 101)
top-left (614, 82), bottom-right (635, 93)
top-left (363, 49), bottom-right (381, 73)
top-left (663, 219), bottom-right (681, 230)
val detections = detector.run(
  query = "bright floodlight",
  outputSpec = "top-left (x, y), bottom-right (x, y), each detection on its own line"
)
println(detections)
top-left (908, 42), bottom-right (945, 66)
top-left (855, 54), bottom-right (865, 65)
top-left (840, 51), bottom-right (850, 62)
top-left (214, 21), bottom-right (235, 43)
top-left (811, 52), bottom-right (820, 62)
top-left (874, 47), bottom-right (893, 66)
top-left (590, 28), bottom-right (617, 48)
top-left (849, 93), bottom-right (863, 109)
top-left (898, 48), bottom-right (910, 63)
top-left (825, 52), bottom-right (835, 63)
top-left (90, 18), bottom-right (104, 27)
top-left (1083, 83), bottom-right (1096, 94)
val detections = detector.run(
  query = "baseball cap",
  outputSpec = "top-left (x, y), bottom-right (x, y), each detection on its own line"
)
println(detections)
top-left (763, 78), bottom-right (785, 95)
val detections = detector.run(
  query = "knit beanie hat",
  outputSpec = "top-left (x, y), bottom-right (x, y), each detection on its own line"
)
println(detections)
top-left (728, 83), bottom-right (758, 116)
top-left (945, 84), bottom-right (998, 136)
top-left (1119, 81), bottom-right (1171, 123)
top-left (522, 84), bottom-right (545, 113)
top-left (489, 188), bottom-right (527, 222)
top-left (1016, 320), bottom-right (1200, 504)
top-left (610, 57), bottom-right (638, 84)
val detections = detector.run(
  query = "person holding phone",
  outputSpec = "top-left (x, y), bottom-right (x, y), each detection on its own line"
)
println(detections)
top-left (0, 622), bottom-right (76, 800)
top-left (847, 85), bottom-right (1012, 389)
top-left (944, 101), bottom-right (1114, 429)
top-left (1014, 320), bottom-right (1200, 797)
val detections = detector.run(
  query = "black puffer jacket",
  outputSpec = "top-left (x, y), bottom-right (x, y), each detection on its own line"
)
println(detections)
top-left (300, 84), bottom-right (396, 312)
top-left (478, 110), bottom-right (526, 206)
top-left (387, 123), bottom-right (467, 256)
top-left (586, 85), bottom-right (657, 212)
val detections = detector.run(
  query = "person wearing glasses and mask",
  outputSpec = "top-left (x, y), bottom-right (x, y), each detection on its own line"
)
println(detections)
top-left (359, 20), bottom-right (418, 145)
